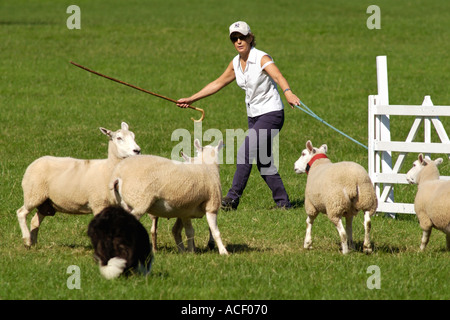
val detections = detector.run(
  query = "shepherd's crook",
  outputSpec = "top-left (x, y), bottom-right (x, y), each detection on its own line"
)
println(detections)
top-left (70, 61), bottom-right (205, 122)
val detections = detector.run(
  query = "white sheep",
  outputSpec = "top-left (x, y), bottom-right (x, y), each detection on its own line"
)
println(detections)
top-left (149, 150), bottom-right (215, 253)
top-left (294, 140), bottom-right (377, 254)
top-left (406, 153), bottom-right (450, 251)
top-left (111, 139), bottom-right (228, 255)
top-left (17, 122), bottom-right (141, 248)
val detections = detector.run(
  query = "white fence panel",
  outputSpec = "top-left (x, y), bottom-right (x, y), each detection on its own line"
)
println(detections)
top-left (368, 56), bottom-right (450, 216)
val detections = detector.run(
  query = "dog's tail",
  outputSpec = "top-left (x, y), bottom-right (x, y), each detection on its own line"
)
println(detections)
top-left (99, 257), bottom-right (127, 279)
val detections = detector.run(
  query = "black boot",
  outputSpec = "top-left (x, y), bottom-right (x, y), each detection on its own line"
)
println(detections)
top-left (221, 197), bottom-right (239, 211)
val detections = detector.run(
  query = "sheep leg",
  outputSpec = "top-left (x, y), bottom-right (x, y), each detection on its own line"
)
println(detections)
top-left (363, 211), bottom-right (373, 254)
top-left (446, 234), bottom-right (450, 251)
top-left (206, 212), bottom-right (228, 255)
top-left (331, 217), bottom-right (349, 254)
top-left (207, 228), bottom-right (215, 250)
top-left (182, 219), bottom-right (196, 253)
top-left (420, 228), bottom-right (432, 251)
top-left (304, 215), bottom-right (316, 250)
top-left (17, 206), bottom-right (32, 247)
top-left (345, 216), bottom-right (354, 250)
top-left (150, 216), bottom-right (158, 252)
top-left (29, 211), bottom-right (46, 246)
top-left (172, 218), bottom-right (185, 252)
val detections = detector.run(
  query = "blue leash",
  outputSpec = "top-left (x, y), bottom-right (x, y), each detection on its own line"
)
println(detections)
top-left (294, 101), bottom-right (368, 150)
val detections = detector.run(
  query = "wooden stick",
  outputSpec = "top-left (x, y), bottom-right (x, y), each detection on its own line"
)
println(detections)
top-left (70, 61), bottom-right (205, 122)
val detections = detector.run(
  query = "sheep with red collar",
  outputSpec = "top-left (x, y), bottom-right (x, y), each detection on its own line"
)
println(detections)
top-left (294, 140), bottom-right (377, 254)
top-left (406, 154), bottom-right (450, 251)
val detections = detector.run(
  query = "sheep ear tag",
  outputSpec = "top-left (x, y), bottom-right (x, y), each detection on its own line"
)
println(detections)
top-left (306, 153), bottom-right (328, 174)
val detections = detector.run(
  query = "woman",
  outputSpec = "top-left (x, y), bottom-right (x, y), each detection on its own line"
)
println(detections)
top-left (177, 21), bottom-right (301, 210)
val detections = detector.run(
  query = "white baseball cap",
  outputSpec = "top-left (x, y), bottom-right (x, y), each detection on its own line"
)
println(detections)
top-left (229, 21), bottom-right (251, 36)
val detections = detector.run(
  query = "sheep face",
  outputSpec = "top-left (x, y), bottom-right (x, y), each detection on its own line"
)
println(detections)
top-left (294, 140), bottom-right (328, 174)
top-left (100, 122), bottom-right (141, 159)
top-left (406, 153), bottom-right (443, 184)
top-left (192, 139), bottom-right (223, 165)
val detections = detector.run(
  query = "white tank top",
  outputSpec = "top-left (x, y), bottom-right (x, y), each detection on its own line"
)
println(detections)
top-left (233, 47), bottom-right (284, 117)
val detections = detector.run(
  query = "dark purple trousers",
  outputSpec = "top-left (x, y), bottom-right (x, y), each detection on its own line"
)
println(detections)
top-left (226, 110), bottom-right (290, 206)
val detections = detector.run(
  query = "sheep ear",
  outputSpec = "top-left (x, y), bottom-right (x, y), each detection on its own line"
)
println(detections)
top-left (216, 140), bottom-right (224, 151)
top-left (306, 140), bottom-right (313, 152)
top-left (121, 122), bottom-right (129, 131)
top-left (194, 139), bottom-right (202, 151)
top-left (418, 153), bottom-right (427, 165)
top-left (180, 151), bottom-right (190, 161)
top-left (100, 127), bottom-right (112, 139)
top-left (435, 158), bottom-right (443, 166)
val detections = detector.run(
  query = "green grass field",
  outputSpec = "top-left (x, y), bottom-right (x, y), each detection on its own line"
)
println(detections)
top-left (1, 0), bottom-right (449, 301)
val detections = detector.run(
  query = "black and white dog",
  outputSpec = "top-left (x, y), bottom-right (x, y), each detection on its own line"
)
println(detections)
top-left (87, 206), bottom-right (153, 279)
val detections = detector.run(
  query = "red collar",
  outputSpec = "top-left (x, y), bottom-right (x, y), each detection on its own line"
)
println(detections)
top-left (306, 153), bottom-right (328, 174)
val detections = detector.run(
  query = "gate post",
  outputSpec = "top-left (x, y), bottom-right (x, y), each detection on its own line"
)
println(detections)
top-left (376, 56), bottom-right (395, 217)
